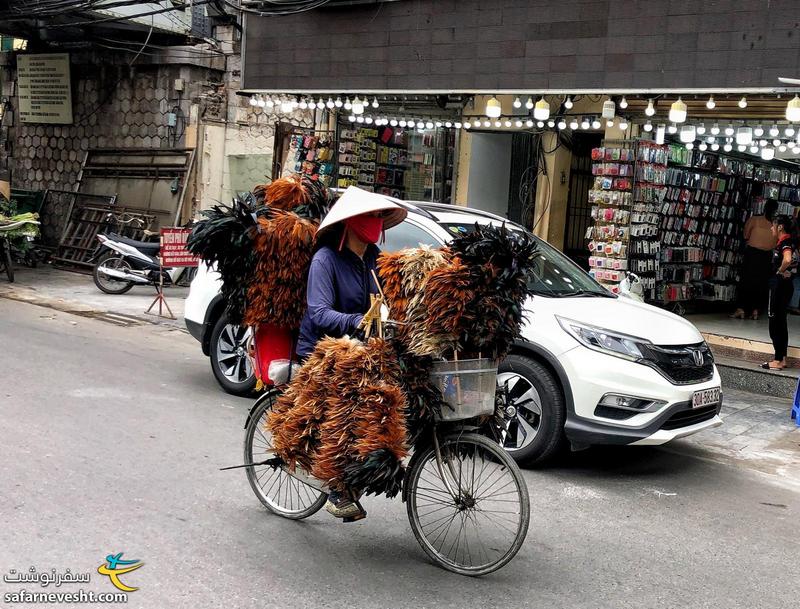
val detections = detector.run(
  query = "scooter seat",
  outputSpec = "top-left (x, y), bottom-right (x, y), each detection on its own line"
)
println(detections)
top-left (105, 233), bottom-right (161, 253)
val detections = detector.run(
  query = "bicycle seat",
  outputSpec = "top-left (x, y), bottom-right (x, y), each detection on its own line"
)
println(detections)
top-left (105, 232), bottom-right (161, 253)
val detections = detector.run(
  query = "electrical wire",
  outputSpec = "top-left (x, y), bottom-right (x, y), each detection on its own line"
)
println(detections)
top-left (73, 21), bottom-right (154, 127)
top-left (223, 0), bottom-right (332, 16)
top-left (35, 0), bottom-right (218, 28)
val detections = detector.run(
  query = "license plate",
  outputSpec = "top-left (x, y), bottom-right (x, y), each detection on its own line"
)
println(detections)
top-left (692, 387), bottom-right (721, 409)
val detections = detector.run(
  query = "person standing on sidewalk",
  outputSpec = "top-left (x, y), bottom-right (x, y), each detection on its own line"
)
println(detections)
top-left (762, 214), bottom-right (798, 370)
top-left (732, 199), bottom-right (778, 320)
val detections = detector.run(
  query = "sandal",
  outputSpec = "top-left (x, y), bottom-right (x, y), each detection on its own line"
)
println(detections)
top-left (325, 491), bottom-right (367, 521)
top-left (760, 361), bottom-right (785, 370)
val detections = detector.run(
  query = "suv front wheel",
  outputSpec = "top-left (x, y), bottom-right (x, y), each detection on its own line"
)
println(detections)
top-left (497, 354), bottom-right (566, 466)
top-left (209, 313), bottom-right (257, 396)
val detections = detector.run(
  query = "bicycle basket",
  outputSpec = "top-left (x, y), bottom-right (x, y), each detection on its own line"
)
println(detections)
top-left (429, 358), bottom-right (498, 421)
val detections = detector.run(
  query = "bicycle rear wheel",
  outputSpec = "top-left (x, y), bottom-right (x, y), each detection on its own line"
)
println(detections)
top-left (406, 432), bottom-right (530, 576)
top-left (244, 391), bottom-right (327, 520)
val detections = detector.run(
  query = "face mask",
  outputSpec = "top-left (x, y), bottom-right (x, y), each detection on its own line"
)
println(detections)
top-left (345, 215), bottom-right (384, 244)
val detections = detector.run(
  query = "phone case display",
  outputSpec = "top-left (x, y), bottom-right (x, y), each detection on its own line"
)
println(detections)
top-left (375, 129), bottom-right (408, 198)
top-left (405, 131), bottom-right (438, 200)
top-left (630, 141), bottom-right (668, 301)
top-left (336, 121), bottom-right (455, 203)
top-left (338, 127), bottom-right (378, 191)
top-left (660, 150), bottom-right (753, 303)
top-left (286, 133), bottom-right (335, 185)
top-left (586, 145), bottom-right (634, 292)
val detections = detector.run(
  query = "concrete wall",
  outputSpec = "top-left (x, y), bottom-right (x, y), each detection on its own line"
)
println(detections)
top-left (243, 0), bottom-right (800, 91)
top-left (463, 132), bottom-right (512, 217)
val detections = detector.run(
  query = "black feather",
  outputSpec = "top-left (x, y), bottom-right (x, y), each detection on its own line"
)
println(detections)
top-left (342, 449), bottom-right (405, 498)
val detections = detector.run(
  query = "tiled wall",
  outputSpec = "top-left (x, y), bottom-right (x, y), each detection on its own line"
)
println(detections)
top-left (242, 0), bottom-right (800, 90)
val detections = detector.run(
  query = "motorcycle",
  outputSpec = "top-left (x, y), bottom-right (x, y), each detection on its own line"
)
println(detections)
top-left (91, 231), bottom-right (194, 295)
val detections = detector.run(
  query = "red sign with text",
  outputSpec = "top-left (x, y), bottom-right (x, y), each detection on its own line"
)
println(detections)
top-left (160, 227), bottom-right (199, 267)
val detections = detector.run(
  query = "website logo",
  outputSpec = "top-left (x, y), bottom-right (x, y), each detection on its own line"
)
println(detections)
top-left (96, 553), bottom-right (143, 592)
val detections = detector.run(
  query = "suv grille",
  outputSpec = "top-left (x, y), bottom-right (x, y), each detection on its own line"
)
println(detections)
top-left (640, 342), bottom-right (714, 385)
top-left (661, 403), bottom-right (719, 430)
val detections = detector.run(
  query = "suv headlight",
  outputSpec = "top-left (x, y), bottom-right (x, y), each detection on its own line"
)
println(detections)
top-left (556, 316), bottom-right (650, 362)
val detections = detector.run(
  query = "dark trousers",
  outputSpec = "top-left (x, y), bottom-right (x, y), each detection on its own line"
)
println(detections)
top-left (768, 277), bottom-right (793, 360)
top-left (737, 246), bottom-right (773, 312)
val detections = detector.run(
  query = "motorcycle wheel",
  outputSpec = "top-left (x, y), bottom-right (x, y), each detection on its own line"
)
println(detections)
top-left (93, 252), bottom-right (135, 294)
top-left (1, 240), bottom-right (14, 283)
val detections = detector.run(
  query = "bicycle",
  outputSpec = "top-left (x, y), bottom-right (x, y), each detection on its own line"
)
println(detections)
top-left (241, 355), bottom-right (530, 576)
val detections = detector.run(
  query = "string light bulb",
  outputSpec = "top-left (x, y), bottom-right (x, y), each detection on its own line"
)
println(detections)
top-left (706, 95), bottom-right (716, 109)
top-left (326, 97), bottom-right (335, 109)
top-left (644, 121), bottom-right (653, 132)
top-left (786, 126), bottom-right (796, 137)
top-left (352, 97), bottom-right (365, 114)
top-left (299, 99), bottom-right (308, 110)
top-left (762, 147), bottom-right (775, 160)
top-left (668, 123), bottom-right (678, 134)
top-left (564, 96), bottom-right (573, 109)
top-left (256, 95), bottom-right (267, 108)
top-left (534, 97), bottom-right (550, 120)
top-left (711, 123), bottom-right (720, 135)
top-left (645, 99), bottom-right (656, 116)
top-left (513, 97), bottom-right (522, 109)
top-left (526, 97), bottom-right (534, 110)
top-left (334, 97), bottom-right (343, 108)
top-left (786, 95), bottom-right (800, 122)
top-left (738, 96), bottom-right (748, 108)
top-left (248, 96), bottom-right (258, 107)
top-left (619, 96), bottom-right (628, 109)
top-left (344, 97), bottom-right (352, 110)
top-left (619, 119), bottom-right (629, 130)
top-left (557, 119), bottom-right (567, 130)
top-left (770, 123), bottom-right (780, 137)
top-left (754, 125), bottom-right (764, 137)
top-left (592, 118), bottom-right (601, 129)
top-left (526, 119), bottom-right (534, 128)
top-left (569, 118), bottom-right (579, 130)
top-left (724, 142), bottom-right (732, 152)
top-left (372, 97), bottom-right (379, 108)
top-left (485, 97), bottom-right (502, 118)
top-left (725, 124), bottom-right (735, 136)
top-left (697, 124), bottom-right (706, 135)
top-left (685, 142), bottom-right (694, 150)
top-left (669, 97), bottom-right (687, 123)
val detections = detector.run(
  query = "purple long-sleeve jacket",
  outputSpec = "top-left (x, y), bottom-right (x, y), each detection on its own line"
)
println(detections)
top-left (296, 244), bottom-right (380, 358)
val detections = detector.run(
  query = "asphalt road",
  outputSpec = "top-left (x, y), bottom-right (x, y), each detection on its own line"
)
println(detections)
top-left (1, 298), bottom-right (798, 609)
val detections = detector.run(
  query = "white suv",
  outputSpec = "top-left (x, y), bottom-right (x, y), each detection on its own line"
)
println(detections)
top-left (185, 202), bottom-right (722, 464)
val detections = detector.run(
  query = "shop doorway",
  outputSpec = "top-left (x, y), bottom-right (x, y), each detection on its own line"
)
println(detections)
top-left (464, 132), bottom-right (513, 216)
top-left (562, 133), bottom-right (602, 268)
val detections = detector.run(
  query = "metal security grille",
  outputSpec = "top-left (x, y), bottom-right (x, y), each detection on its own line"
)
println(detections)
top-left (562, 134), bottom-right (600, 269)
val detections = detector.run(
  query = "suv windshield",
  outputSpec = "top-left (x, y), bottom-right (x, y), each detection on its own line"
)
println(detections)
top-left (439, 221), bottom-right (614, 298)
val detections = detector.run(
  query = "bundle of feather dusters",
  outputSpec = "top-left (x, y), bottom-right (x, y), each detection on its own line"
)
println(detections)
top-left (378, 223), bottom-right (538, 360)
top-left (267, 336), bottom-right (408, 498)
top-left (187, 175), bottom-right (331, 327)
top-left (265, 225), bottom-right (537, 498)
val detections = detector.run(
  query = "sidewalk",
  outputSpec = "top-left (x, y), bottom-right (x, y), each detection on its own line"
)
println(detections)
top-left (0, 265), bottom-right (188, 329)
top-left (681, 388), bottom-right (800, 491)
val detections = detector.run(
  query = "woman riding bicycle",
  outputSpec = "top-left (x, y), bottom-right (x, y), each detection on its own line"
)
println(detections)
top-left (296, 187), bottom-right (406, 520)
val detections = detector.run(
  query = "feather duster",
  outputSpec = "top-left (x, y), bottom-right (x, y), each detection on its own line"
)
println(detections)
top-left (409, 256), bottom-right (478, 357)
top-left (448, 224), bottom-right (538, 359)
top-left (378, 246), bottom-right (451, 350)
top-left (265, 174), bottom-right (331, 221)
top-left (244, 209), bottom-right (317, 328)
top-left (266, 336), bottom-right (408, 497)
top-left (186, 193), bottom-right (263, 325)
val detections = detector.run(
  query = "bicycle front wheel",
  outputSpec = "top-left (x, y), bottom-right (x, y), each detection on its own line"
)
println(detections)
top-left (244, 391), bottom-right (327, 520)
top-left (406, 432), bottom-right (530, 576)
